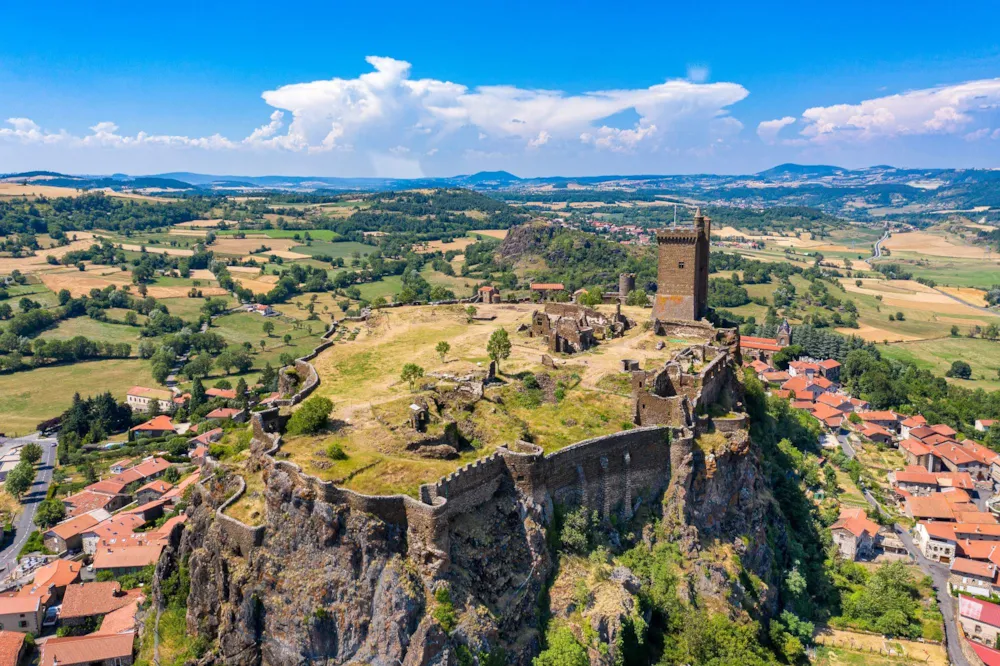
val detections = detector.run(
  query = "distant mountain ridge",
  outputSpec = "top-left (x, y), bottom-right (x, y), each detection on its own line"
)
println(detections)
top-left (3, 166), bottom-right (998, 223)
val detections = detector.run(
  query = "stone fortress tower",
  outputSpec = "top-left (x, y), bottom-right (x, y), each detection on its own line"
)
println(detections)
top-left (618, 273), bottom-right (635, 303)
top-left (652, 209), bottom-right (711, 322)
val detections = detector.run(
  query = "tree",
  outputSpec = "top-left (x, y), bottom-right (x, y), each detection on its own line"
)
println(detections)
top-left (772, 344), bottom-right (804, 371)
top-left (946, 360), bottom-right (972, 379)
top-left (533, 626), bottom-right (588, 666)
top-left (951, 325), bottom-right (960, 337)
top-left (465, 305), bottom-right (477, 323)
top-left (4, 460), bottom-right (35, 499)
top-left (436, 341), bottom-right (450, 362)
top-left (263, 321), bottom-right (275, 337)
top-left (401, 363), bottom-right (425, 391)
top-left (20, 442), bottom-right (42, 465)
top-left (182, 355), bottom-right (213, 379)
top-left (625, 289), bottom-right (649, 307)
top-left (34, 498), bottom-right (66, 528)
top-left (163, 466), bottom-right (180, 483)
top-left (486, 328), bottom-right (511, 372)
top-left (191, 377), bottom-right (206, 410)
top-left (235, 378), bottom-right (249, 407)
top-left (577, 288), bottom-right (603, 307)
top-left (286, 396), bottom-right (333, 435)
top-left (283, 333), bottom-right (292, 346)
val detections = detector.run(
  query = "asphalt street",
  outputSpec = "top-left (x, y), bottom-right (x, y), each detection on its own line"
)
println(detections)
top-left (0, 433), bottom-right (58, 574)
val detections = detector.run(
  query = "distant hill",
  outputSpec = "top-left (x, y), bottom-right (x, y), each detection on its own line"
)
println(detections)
top-left (755, 164), bottom-right (846, 179)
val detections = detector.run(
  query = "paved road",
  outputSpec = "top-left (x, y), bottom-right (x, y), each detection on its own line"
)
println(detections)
top-left (871, 227), bottom-right (890, 259)
top-left (837, 433), bottom-right (856, 458)
top-left (894, 526), bottom-right (971, 666)
top-left (0, 434), bottom-right (58, 574)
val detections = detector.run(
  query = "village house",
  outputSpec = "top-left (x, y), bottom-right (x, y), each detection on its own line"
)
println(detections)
top-left (0, 631), bottom-right (26, 666)
top-left (61, 489), bottom-right (121, 518)
top-left (125, 386), bottom-right (176, 413)
top-left (788, 360), bottom-right (820, 379)
top-left (93, 545), bottom-right (165, 577)
top-left (59, 582), bottom-right (142, 628)
top-left (39, 632), bottom-right (136, 666)
top-left (950, 558), bottom-right (999, 597)
top-left (858, 410), bottom-right (901, 433)
top-left (0, 596), bottom-right (43, 634)
top-left (43, 509), bottom-right (111, 554)
top-left (915, 521), bottom-right (1000, 563)
top-left (205, 387), bottom-right (237, 401)
top-left (135, 479), bottom-right (173, 505)
top-left (817, 358), bottom-right (841, 382)
top-left (23, 559), bottom-right (81, 604)
top-left (129, 415), bottom-right (176, 440)
top-left (976, 419), bottom-right (998, 433)
top-left (740, 336), bottom-right (785, 363)
top-left (830, 507), bottom-right (880, 561)
top-left (478, 285), bottom-right (501, 303)
top-left (815, 392), bottom-right (854, 413)
top-left (247, 303), bottom-right (276, 316)
top-left (859, 424), bottom-right (893, 445)
top-left (900, 438), bottom-right (934, 470)
top-left (204, 407), bottom-right (246, 423)
top-left (960, 595), bottom-right (1000, 648)
top-left (900, 414), bottom-right (928, 439)
top-left (762, 370), bottom-right (791, 385)
top-left (109, 459), bottom-right (132, 475)
top-left (188, 427), bottom-right (222, 449)
top-left (890, 466), bottom-right (975, 498)
top-left (781, 376), bottom-right (828, 401)
top-left (809, 403), bottom-right (845, 429)
top-left (968, 640), bottom-right (1000, 666)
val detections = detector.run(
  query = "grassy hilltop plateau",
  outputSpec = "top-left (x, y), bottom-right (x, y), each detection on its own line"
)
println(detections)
top-left (1, 165), bottom-right (1000, 665)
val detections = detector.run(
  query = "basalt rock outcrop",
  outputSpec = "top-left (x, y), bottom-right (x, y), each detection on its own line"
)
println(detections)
top-left (158, 342), bottom-right (785, 666)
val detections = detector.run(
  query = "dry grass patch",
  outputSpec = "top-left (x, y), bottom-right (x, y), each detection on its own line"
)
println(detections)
top-left (938, 286), bottom-right (989, 307)
top-left (838, 324), bottom-right (926, 343)
top-left (884, 230), bottom-right (993, 258)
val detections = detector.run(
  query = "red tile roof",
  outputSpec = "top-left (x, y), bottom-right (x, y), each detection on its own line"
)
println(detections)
top-left (859, 410), bottom-right (899, 422)
top-left (969, 641), bottom-right (1000, 666)
top-left (860, 424), bottom-right (893, 438)
top-left (932, 424), bottom-right (958, 437)
top-left (31, 559), bottom-right (81, 589)
top-left (0, 631), bottom-right (25, 666)
top-left (831, 514), bottom-right (879, 538)
top-left (39, 633), bottom-right (135, 666)
top-left (899, 438), bottom-right (932, 457)
top-left (0, 595), bottom-right (40, 616)
top-left (205, 387), bottom-right (237, 400)
top-left (810, 403), bottom-right (844, 420)
top-left (763, 371), bottom-right (791, 383)
top-left (771, 389), bottom-right (792, 399)
top-left (188, 427), bottom-right (222, 446)
top-left (960, 595), bottom-right (1000, 629)
top-left (130, 457), bottom-right (170, 479)
top-left (60, 583), bottom-right (142, 621)
top-left (530, 283), bottom-right (565, 290)
top-left (85, 479), bottom-right (127, 496)
top-left (818, 359), bottom-right (841, 369)
top-left (62, 490), bottom-right (116, 518)
top-left (901, 415), bottom-right (927, 428)
top-left (136, 479), bottom-right (172, 495)
top-left (951, 557), bottom-right (997, 579)
top-left (92, 544), bottom-right (164, 571)
top-left (933, 443), bottom-right (978, 466)
top-left (907, 496), bottom-right (958, 520)
top-left (130, 414), bottom-right (175, 433)
top-left (95, 596), bottom-right (143, 635)
top-left (816, 392), bottom-right (851, 408)
top-left (790, 400), bottom-right (815, 410)
top-left (741, 336), bottom-right (783, 352)
top-left (206, 407), bottom-right (242, 419)
top-left (46, 511), bottom-right (106, 541)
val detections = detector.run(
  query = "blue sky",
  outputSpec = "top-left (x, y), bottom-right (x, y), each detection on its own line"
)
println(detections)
top-left (1, 0), bottom-right (999, 177)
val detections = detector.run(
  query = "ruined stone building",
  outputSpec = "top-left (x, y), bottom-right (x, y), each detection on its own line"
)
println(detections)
top-left (529, 302), bottom-right (632, 353)
top-left (652, 211), bottom-right (710, 324)
top-left (631, 340), bottom-right (743, 428)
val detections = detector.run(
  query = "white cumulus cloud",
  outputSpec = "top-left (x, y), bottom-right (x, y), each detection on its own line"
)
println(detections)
top-left (778, 78), bottom-right (1000, 144)
top-left (756, 116), bottom-right (796, 144)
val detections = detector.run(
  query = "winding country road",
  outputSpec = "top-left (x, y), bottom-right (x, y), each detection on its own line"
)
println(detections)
top-left (0, 434), bottom-right (58, 574)
top-left (871, 227), bottom-right (890, 259)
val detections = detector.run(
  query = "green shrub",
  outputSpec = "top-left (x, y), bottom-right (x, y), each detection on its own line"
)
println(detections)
top-left (326, 443), bottom-right (348, 460)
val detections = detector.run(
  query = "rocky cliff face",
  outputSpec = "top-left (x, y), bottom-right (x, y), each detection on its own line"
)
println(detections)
top-left (160, 398), bottom-right (783, 666)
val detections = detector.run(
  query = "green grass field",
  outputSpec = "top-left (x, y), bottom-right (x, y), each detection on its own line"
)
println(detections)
top-left (289, 240), bottom-right (374, 260)
top-left (38, 316), bottom-right (143, 347)
top-left (880, 337), bottom-right (1000, 391)
top-left (874, 255), bottom-right (1000, 289)
top-left (0, 359), bottom-right (157, 435)
top-left (159, 295), bottom-right (236, 320)
top-left (217, 229), bottom-right (342, 241)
